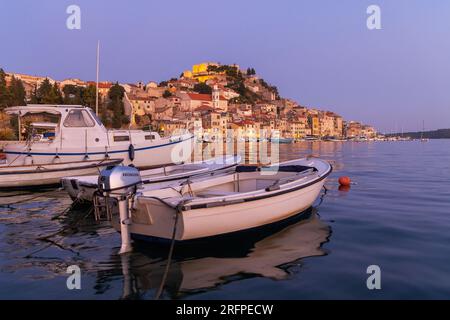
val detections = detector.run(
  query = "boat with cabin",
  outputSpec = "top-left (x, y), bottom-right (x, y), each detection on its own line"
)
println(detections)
top-left (2, 105), bottom-right (193, 168)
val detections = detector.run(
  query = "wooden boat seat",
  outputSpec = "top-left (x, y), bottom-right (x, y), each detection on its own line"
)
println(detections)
top-left (195, 190), bottom-right (241, 198)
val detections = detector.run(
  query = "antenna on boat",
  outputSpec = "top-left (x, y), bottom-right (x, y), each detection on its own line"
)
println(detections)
top-left (95, 40), bottom-right (100, 115)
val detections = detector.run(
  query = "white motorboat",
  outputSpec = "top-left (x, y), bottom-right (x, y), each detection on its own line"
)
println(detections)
top-left (61, 155), bottom-right (241, 202)
top-left (0, 158), bottom-right (122, 189)
top-left (98, 157), bottom-right (332, 253)
top-left (3, 105), bottom-right (193, 168)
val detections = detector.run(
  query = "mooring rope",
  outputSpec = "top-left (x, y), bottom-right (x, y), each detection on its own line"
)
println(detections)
top-left (141, 196), bottom-right (188, 300)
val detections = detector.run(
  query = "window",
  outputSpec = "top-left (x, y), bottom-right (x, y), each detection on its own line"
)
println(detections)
top-left (114, 136), bottom-right (130, 142)
top-left (145, 135), bottom-right (156, 140)
top-left (63, 110), bottom-right (95, 127)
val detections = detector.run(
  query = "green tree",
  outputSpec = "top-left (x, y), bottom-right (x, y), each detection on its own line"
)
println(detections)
top-left (35, 78), bottom-right (62, 104)
top-left (29, 84), bottom-right (39, 104)
top-left (9, 76), bottom-right (27, 106)
top-left (0, 69), bottom-right (11, 109)
top-left (62, 84), bottom-right (83, 104)
top-left (163, 89), bottom-right (172, 98)
top-left (193, 82), bottom-right (212, 94)
top-left (51, 82), bottom-right (63, 104)
top-left (82, 84), bottom-right (96, 108)
top-left (107, 82), bottom-right (126, 128)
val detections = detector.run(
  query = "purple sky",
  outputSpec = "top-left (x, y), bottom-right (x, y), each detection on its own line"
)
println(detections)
top-left (1, 0), bottom-right (449, 132)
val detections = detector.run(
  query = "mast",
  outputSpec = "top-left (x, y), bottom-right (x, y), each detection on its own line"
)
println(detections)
top-left (95, 40), bottom-right (100, 115)
top-left (421, 120), bottom-right (424, 140)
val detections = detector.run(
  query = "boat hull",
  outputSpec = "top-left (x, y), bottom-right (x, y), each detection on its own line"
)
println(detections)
top-left (115, 163), bottom-right (329, 241)
top-left (123, 176), bottom-right (324, 241)
top-left (3, 134), bottom-right (194, 169)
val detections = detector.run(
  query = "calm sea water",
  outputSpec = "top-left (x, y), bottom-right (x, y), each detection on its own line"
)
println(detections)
top-left (1, 140), bottom-right (450, 299)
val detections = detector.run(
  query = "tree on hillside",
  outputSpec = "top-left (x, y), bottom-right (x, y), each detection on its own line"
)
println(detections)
top-left (34, 78), bottom-right (63, 104)
top-left (29, 84), bottom-right (39, 104)
top-left (82, 84), bottom-right (96, 108)
top-left (8, 76), bottom-right (26, 106)
top-left (107, 82), bottom-right (126, 128)
top-left (0, 69), bottom-right (11, 110)
top-left (193, 82), bottom-right (212, 94)
top-left (163, 90), bottom-right (172, 98)
top-left (246, 68), bottom-right (256, 76)
top-left (63, 84), bottom-right (83, 104)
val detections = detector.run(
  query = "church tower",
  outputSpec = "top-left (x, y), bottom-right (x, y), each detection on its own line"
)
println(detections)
top-left (212, 85), bottom-right (220, 109)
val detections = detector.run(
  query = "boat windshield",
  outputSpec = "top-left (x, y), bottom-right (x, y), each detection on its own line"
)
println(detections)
top-left (63, 109), bottom-right (95, 127)
top-left (89, 110), bottom-right (104, 127)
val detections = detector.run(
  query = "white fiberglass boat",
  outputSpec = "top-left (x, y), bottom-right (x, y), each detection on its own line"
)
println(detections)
top-left (2, 105), bottom-right (193, 168)
top-left (98, 157), bottom-right (332, 253)
top-left (62, 155), bottom-right (241, 202)
top-left (0, 158), bottom-right (122, 189)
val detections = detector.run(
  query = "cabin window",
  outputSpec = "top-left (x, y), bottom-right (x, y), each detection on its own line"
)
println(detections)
top-left (90, 111), bottom-right (104, 126)
top-left (114, 136), bottom-right (130, 142)
top-left (145, 135), bottom-right (155, 140)
top-left (63, 110), bottom-right (95, 127)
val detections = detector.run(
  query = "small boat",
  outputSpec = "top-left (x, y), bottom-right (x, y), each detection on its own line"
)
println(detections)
top-left (270, 137), bottom-right (293, 144)
top-left (3, 105), bottom-right (193, 168)
top-left (0, 158), bottom-right (122, 189)
top-left (97, 157), bottom-right (332, 253)
top-left (62, 155), bottom-right (241, 202)
top-left (304, 135), bottom-right (319, 141)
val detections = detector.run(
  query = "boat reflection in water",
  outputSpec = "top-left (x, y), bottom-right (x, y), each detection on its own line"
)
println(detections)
top-left (99, 208), bottom-right (331, 299)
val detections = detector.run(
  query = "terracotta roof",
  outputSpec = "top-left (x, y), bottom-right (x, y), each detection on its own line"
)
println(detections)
top-left (187, 93), bottom-right (212, 101)
top-left (194, 105), bottom-right (214, 112)
top-left (87, 81), bottom-right (112, 89)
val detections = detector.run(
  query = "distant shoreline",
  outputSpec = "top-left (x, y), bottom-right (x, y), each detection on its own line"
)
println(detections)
top-left (386, 129), bottom-right (450, 139)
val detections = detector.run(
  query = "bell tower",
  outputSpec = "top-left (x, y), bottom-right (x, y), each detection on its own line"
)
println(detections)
top-left (212, 85), bottom-right (220, 109)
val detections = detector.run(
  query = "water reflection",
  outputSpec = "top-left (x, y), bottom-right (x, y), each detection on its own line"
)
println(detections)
top-left (97, 209), bottom-right (331, 299)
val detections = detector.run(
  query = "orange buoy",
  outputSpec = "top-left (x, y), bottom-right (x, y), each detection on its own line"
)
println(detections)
top-left (338, 176), bottom-right (351, 187)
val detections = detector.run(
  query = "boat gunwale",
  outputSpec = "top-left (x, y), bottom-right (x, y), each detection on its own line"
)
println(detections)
top-left (138, 159), bottom-right (332, 210)
top-left (75, 157), bottom-right (241, 189)
top-left (183, 163), bottom-right (332, 210)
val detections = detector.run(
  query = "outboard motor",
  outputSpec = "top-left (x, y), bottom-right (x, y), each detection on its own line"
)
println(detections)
top-left (98, 165), bottom-right (141, 254)
top-left (98, 165), bottom-right (141, 196)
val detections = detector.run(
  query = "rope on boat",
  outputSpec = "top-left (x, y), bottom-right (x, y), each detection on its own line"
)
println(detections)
top-left (50, 197), bottom-right (81, 220)
top-left (145, 196), bottom-right (188, 300)
top-left (315, 185), bottom-right (329, 212)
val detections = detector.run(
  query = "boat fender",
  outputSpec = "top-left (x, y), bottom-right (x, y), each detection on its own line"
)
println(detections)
top-left (53, 155), bottom-right (61, 164)
top-left (128, 144), bottom-right (135, 161)
top-left (338, 176), bottom-right (351, 187)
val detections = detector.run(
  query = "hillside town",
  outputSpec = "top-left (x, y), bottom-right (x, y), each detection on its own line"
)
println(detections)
top-left (0, 62), bottom-right (377, 141)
